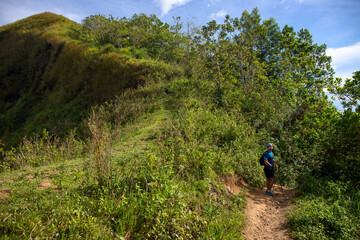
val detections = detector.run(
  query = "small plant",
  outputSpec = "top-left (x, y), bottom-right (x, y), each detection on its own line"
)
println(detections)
top-left (288, 180), bottom-right (360, 240)
top-left (86, 109), bottom-right (116, 188)
top-left (1, 129), bottom-right (85, 171)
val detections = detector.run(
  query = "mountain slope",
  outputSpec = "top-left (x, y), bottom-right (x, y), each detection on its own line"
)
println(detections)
top-left (0, 12), bottom-right (181, 145)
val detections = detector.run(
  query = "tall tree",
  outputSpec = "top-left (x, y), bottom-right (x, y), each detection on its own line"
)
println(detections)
top-left (329, 71), bottom-right (360, 112)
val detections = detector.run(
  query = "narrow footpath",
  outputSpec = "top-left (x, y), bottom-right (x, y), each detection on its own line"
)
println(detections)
top-left (242, 185), bottom-right (296, 240)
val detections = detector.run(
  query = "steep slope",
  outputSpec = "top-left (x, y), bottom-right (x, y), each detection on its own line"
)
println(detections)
top-left (0, 12), bottom-right (181, 145)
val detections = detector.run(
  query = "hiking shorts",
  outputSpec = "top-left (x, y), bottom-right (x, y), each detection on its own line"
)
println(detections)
top-left (264, 168), bottom-right (275, 179)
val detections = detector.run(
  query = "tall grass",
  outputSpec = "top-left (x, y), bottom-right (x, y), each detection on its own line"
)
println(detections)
top-left (86, 109), bottom-right (115, 188)
top-left (0, 77), bottom-right (253, 238)
top-left (1, 129), bottom-right (85, 171)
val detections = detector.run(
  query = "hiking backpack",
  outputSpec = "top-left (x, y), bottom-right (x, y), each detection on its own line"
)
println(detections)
top-left (259, 152), bottom-right (265, 166)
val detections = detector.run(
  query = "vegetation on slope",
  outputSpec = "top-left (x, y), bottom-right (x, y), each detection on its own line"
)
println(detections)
top-left (0, 12), bottom-right (181, 145)
top-left (0, 8), bottom-right (359, 239)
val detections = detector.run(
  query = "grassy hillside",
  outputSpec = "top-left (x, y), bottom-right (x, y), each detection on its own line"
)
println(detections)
top-left (0, 10), bottom-right (359, 239)
top-left (0, 77), bottom-right (250, 239)
top-left (0, 12), bottom-right (181, 145)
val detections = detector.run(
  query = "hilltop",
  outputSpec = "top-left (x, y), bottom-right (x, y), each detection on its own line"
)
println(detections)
top-left (0, 12), bottom-right (181, 145)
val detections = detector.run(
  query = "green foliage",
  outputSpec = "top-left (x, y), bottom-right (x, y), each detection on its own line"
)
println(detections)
top-left (288, 176), bottom-right (360, 240)
top-left (1, 129), bottom-right (85, 171)
top-left (82, 14), bottom-right (125, 47)
top-left (329, 71), bottom-right (360, 111)
top-left (273, 98), bottom-right (360, 186)
top-left (81, 13), bottom-right (187, 62)
top-left (0, 12), bottom-right (181, 146)
top-left (1, 8), bottom-right (359, 239)
top-left (0, 110), bottom-right (247, 239)
top-left (86, 109), bottom-right (116, 187)
top-left (158, 101), bottom-right (264, 187)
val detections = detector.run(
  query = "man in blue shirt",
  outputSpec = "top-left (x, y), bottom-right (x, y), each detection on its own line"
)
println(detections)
top-left (264, 143), bottom-right (279, 196)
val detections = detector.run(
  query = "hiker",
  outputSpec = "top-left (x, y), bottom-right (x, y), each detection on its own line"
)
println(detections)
top-left (263, 143), bottom-right (279, 196)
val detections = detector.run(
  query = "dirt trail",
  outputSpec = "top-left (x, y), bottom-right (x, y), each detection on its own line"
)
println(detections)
top-left (223, 175), bottom-right (296, 240)
top-left (242, 185), bottom-right (296, 240)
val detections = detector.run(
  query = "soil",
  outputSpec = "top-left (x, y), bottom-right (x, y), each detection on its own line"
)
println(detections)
top-left (242, 185), bottom-right (296, 240)
top-left (223, 175), bottom-right (296, 240)
top-left (0, 189), bottom-right (12, 199)
top-left (38, 178), bottom-right (55, 190)
top-left (26, 174), bottom-right (34, 180)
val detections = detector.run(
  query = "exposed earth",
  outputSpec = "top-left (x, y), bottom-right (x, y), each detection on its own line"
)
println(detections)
top-left (242, 185), bottom-right (296, 240)
top-left (223, 175), bottom-right (296, 240)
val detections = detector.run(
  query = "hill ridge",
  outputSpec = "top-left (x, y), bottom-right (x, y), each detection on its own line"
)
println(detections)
top-left (0, 12), bottom-right (76, 31)
top-left (0, 12), bottom-right (181, 145)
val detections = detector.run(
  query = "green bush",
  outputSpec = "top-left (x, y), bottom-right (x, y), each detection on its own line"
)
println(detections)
top-left (288, 178), bottom-right (360, 240)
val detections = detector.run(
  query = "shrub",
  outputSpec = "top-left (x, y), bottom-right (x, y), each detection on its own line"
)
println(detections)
top-left (288, 180), bottom-right (360, 240)
top-left (86, 109), bottom-right (117, 187)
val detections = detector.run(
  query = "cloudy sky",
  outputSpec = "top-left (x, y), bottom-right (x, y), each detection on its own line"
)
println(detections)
top-left (0, 0), bottom-right (359, 81)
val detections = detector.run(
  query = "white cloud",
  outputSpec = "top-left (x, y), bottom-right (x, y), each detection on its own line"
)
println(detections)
top-left (209, 9), bottom-right (227, 20)
top-left (326, 42), bottom-right (360, 110)
top-left (327, 42), bottom-right (360, 80)
top-left (154, 0), bottom-right (192, 16)
top-left (208, 0), bottom-right (220, 7)
top-left (281, 0), bottom-right (316, 4)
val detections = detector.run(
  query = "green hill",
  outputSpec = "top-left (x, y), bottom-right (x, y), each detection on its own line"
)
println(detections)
top-left (0, 12), bottom-right (181, 145)
top-left (0, 10), bottom-right (359, 239)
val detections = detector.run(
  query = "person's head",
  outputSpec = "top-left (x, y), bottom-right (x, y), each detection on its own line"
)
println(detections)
top-left (267, 143), bottom-right (273, 152)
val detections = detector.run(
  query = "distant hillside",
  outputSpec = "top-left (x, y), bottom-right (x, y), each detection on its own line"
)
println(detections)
top-left (0, 12), bottom-right (181, 145)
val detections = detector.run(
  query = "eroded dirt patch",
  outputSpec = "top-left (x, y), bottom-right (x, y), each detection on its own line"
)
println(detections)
top-left (26, 174), bottom-right (34, 180)
top-left (223, 174), bottom-right (248, 195)
top-left (0, 189), bottom-right (12, 199)
top-left (38, 178), bottom-right (56, 190)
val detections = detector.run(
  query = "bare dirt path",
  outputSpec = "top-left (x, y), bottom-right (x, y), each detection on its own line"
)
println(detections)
top-left (242, 185), bottom-right (296, 240)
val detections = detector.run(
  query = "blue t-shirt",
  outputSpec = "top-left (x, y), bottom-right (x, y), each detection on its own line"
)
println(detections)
top-left (264, 150), bottom-right (274, 170)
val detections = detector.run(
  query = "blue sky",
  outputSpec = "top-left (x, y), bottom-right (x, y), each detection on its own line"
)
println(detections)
top-left (0, 0), bottom-right (359, 82)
